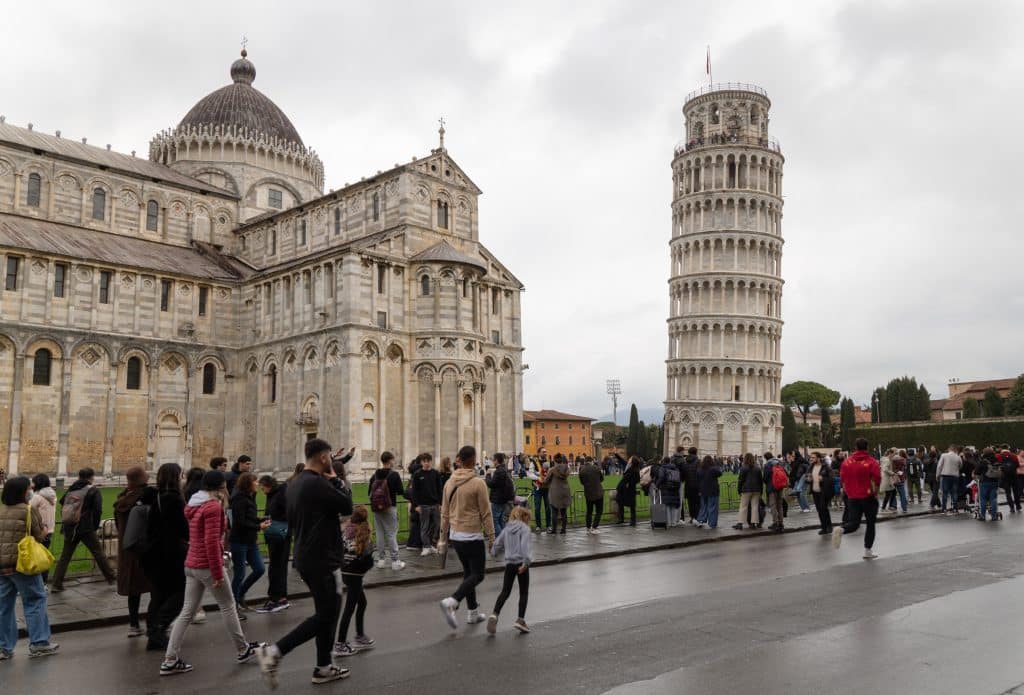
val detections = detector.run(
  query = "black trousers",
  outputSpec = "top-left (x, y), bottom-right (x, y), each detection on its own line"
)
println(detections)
top-left (585, 499), bottom-right (603, 529)
top-left (277, 569), bottom-right (342, 668)
top-left (50, 526), bottom-right (116, 588)
top-left (146, 576), bottom-right (185, 639)
top-left (685, 491), bottom-right (701, 521)
top-left (812, 491), bottom-right (833, 531)
top-left (841, 497), bottom-right (879, 549)
top-left (128, 593), bottom-right (142, 627)
top-left (407, 507), bottom-right (422, 549)
top-left (265, 534), bottom-right (291, 601)
top-left (337, 574), bottom-right (367, 643)
top-left (492, 564), bottom-right (529, 619)
top-left (451, 540), bottom-right (486, 610)
top-left (617, 502), bottom-right (637, 526)
top-left (550, 507), bottom-right (568, 533)
top-left (1004, 479), bottom-right (1022, 511)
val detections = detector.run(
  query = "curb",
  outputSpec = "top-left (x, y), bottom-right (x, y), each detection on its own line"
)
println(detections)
top-left (38, 504), bottom-right (961, 635)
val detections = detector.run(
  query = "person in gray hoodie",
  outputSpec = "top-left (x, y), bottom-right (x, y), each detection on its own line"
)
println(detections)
top-left (487, 506), bottom-right (534, 635)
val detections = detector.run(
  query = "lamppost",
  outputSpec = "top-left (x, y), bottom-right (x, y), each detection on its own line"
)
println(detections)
top-left (606, 379), bottom-right (621, 425)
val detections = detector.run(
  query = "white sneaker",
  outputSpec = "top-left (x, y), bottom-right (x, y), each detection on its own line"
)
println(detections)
top-left (831, 527), bottom-right (843, 549)
top-left (467, 609), bottom-right (486, 625)
top-left (440, 598), bottom-right (458, 629)
top-left (375, 559), bottom-right (387, 569)
top-left (420, 548), bottom-right (432, 557)
top-left (391, 560), bottom-right (406, 571)
top-left (191, 609), bottom-right (207, 625)
top-left (863, 549), bottom-right (877, 560)
top-left (585, 528), bottom-right (593, 535)
top-left (591, 528), bottom-right (601, 535)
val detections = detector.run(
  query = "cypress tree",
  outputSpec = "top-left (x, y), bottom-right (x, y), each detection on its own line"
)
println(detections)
top-left (820, 407), bottom-right (833, 447)
top-left (1007, 375), bottom-right (1024, 416)
top-left (983, 387), bottom-right (1005, 417)
top-left (782, 407), bottom-right (798, 454)
top-left (962, 397), bottom-right (981, 419)
top-left (840, 397), bottom-right (856, 450)
top-left (626, 404), bottom-right (641, 457)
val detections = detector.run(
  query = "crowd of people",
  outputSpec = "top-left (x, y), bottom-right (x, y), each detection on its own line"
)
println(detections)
top-left (0, 437), bottom-right (1020, 686)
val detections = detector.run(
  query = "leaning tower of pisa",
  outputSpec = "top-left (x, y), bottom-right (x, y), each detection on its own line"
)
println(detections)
top-left (664, 83), bottom-right (784, 456)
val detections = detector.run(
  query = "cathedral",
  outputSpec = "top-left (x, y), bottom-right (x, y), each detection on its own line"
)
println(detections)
top-left (0, 50), bottom-right (524, 480)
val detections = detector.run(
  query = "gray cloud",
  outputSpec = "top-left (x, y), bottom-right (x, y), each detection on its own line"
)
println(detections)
top-left (2, 0), bottom-right (1020, 420)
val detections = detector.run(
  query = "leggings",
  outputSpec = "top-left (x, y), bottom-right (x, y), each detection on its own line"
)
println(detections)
top-left (492, 564), bottom-right (530, 620)
top-left (337, 574), bottom-right (367, 643)
top-left (450, 540), bottom-right (486, 610)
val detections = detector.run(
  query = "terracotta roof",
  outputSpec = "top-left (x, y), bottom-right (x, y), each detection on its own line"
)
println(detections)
top-left (936, 379), bottom-right (1016, 411)
top-left (0, 213), bottom-right (243, 282)
top-left (409, 240), bottom-right (487, 273)
top-left (179, 51), bottom-right (305, 149)
top-left (0, 122), bottom-right (235, 198)
top-left (523, 409), bottom-right (595, 422)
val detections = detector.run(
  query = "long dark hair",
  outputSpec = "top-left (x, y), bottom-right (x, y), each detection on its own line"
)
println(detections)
top-left (627, 455), bottom-right (643, 471)
top-left (1, 476), bottom-right (31, 506)
top-left (183, 467), bottom-right (205, 500)
top-left (233, 472), bottom-right (256, 497)
top-left (700, 455), bottom-right (715, 470)
top-left (31, 473), bottom-right (51, 491)
top-left (156, 463), bottom-right (183, 499)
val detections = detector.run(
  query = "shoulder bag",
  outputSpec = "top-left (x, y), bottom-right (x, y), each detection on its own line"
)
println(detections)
top-left (17, 507), bottom-right (55, 575)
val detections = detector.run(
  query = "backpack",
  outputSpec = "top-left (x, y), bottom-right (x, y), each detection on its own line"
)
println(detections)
top-left (369, 476), bottom-right (392, 512)
top-left (661, 465), bottom-right (681, 490)
top-left (122, 498), bottom-right (155, 554)
top-left (61, 485), bottom-right (92, 525)
top-left (984, 461), bottom-right (1003, 481)
top-left (771, 465), bottom-right (790, 491)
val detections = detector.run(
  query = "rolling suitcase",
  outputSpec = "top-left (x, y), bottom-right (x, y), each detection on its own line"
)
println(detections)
top-left (651, 489), bottom-right (668, 529)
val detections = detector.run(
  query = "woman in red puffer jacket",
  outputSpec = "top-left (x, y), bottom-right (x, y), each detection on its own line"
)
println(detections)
top-left (159, 471), bottom-right (263, 678)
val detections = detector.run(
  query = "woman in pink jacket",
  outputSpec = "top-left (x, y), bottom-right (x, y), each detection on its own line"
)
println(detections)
top-left (160, 470), bottom-right (262, 677)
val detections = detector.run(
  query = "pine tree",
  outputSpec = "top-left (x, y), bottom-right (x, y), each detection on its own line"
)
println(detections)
top-left (781, 407), bottom-right (798, 454)
top-left (917, 383), bottom-right (932, 420)
top-left (982, 387), bottom-right (1005, 417)
top-left (962, 397), bottom-right (981, 419)
top-left (626, 404), bottom-right (642, 457)
top-left (820, 407), bottom-right (833, 447)
top-left (840, 397), bottom-right (856, 450)
top-left (1007, 375), bottom-right (1024, 416)
top-left (870, 391), bottom-right (879, 423)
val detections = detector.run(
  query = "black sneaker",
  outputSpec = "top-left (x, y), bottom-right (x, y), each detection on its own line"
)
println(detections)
top-left (160, 659), bottom-right (193, 676)
top-left (237, 641), bottom-right (264, 664)
top-left (311, 665), bottom-right (350, 684)
top-left (255, 601), bottom-right (276, 614)
top-left (270, 599), bottom-right (289, 613)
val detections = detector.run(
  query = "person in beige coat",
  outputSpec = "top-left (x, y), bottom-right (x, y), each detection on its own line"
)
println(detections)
top-left (546, 455), bottom-right (572, 535)
top-left (438, 446), bottom-right (495, 630)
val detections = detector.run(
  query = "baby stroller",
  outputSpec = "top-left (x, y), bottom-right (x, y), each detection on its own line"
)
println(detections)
top-left (968, 479), bottom-right (1003, 520)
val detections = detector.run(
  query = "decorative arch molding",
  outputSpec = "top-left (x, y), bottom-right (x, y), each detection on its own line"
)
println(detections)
top-left (244, 177), bottom-right (304, 206)
top-left (191, 167), bottom-right (240, 195)
top-left (24, 335), bottom-right (64, 358)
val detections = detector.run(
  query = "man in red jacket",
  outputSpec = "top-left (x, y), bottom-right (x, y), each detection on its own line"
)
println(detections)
top-left (832, 438), bottom-right (882, 559)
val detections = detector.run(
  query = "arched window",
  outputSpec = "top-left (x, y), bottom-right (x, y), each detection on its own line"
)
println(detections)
top-left (92, 188), bottom-right (106, 220)
top-left (437, 200), bottom-right (449, 229)
top-left (202, 363), bottom-right (216, 395)
top-left (32, 349), bottom-right (52, 386)
top-left (26, 173), bottom-right (41, 207)
top-left (146, 200), bottom-right (159, 231)
top-left (372, 193), bottom-right (380, 221)
top-left (420, 275), bottom-right (430, 297)
top-left (268, 365), bottom-right (277, 403)
top-left (126, 356), bottom-right (142, 390)
top-left (334, 207), bottom-right (341, 235)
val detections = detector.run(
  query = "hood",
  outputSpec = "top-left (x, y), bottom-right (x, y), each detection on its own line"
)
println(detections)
top-left (847, 451), bottom-right (876, 465)
top-left (68, 479), bottom-right (90, 492)
top-left (36, 487), bottom-right (57, 503)
top-left (187, 489), bottom-right (215, 508)
top-left (449, 467), bottom-right (477, 484)
top-left (505, 520), bottom-right (530, 538)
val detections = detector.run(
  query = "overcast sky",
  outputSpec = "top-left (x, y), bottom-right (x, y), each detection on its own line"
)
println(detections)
top-left (3, 1), bottom-right (1021, 423)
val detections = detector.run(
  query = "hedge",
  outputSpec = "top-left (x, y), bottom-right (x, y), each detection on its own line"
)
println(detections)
top-left (850, 416), bottom-right (1024, 450)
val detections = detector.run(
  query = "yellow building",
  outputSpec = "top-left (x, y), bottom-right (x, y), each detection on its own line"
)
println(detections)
top-left (522, 410), bottom-right (594, 459)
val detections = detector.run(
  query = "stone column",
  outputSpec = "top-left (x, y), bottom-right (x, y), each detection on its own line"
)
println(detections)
top-left (7, 352), bottom-right (24, 476)
top-left (56, 345), bottom-right (72, 478)
top-left (716, 424), bottom-right (724, 456)
top-left (741, 424), bottom-right (749, 453)
top-left (433, 376), bottom-right (442, 459)
top-left (12, 173), bottom-right (21, 212)
top-left (103, 360), bottom-right (116, 476)
top-left (146, 361), bottom-right (159, 470)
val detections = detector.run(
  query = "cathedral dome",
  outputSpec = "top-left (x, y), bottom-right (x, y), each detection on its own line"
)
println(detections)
top-left (178, 50), bottom-right (304, 148)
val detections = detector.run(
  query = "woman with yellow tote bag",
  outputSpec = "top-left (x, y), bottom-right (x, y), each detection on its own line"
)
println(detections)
top-left (0, 476), bottom-right (59, 659)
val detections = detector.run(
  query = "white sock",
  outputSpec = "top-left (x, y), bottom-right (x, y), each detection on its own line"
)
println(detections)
top-left (267, 644), bottom-right (281, 658)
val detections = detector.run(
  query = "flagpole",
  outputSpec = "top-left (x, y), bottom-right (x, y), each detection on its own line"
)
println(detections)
top-left (707, 45), bottom-right (712, 86)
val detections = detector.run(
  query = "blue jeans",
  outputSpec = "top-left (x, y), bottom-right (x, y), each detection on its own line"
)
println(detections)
top-left (533, 488), bottom-right (550, 530)
top-left (940, 476), bottom-right (959, 511)
top-left (230, 542), bottom-right (265, 604)
top-left (979, 482), bottom-right (999, 520)
top-left (492, 502), bottom-right (510, 537)
top-left (895, 483), bottom-right (908, 511)
top-left (0, 572), bottom-right (51, 650)
top-left (794, 476), bottom-right (810, 511)
top-left (697, 496), bottom-right (720, 528)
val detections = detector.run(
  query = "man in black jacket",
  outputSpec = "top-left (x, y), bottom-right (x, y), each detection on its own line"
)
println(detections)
top-left (411, 453), bottom-right (442, 554)
top-left (486, 453), bottom-right (516, 537)
top-left (258, 438), bottom-right (353, 687)
top-left (50, 468), bottom-right (116, 591)
top-left (404, 456), bottom-right (424, 552)
top-left (225, 455), bottom-right (252, 496)
top-left (678, 447), bottom-right (701, 525)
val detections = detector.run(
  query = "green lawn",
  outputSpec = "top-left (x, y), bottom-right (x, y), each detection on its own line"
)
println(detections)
top-left (51, 472), bottom-right (744, 577)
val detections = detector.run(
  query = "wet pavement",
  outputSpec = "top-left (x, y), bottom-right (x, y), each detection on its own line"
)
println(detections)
top-left (5, 509), bottom-right (1024, 694)
top-left (37, 504), bottom-right (924, 632)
